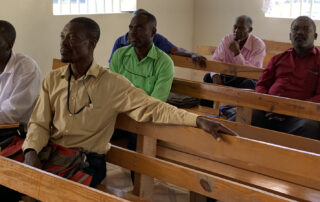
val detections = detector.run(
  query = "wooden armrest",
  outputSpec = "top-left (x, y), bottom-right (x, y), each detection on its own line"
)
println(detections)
top-left (0, 123), bottom-right (19, 129)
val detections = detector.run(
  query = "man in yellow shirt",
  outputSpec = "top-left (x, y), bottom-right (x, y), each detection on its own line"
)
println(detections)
top-left (22, 17), bottom-right (236, 187)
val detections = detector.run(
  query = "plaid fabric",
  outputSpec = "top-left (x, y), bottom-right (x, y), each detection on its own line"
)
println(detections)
top-left (0, 136), bottom-right (92, 186)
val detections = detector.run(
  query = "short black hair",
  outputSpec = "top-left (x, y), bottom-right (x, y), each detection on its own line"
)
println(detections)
top-left (133, 9), bottom-right (157, 28)
top-left (70, 17), bottom-right (100, 41)
top-left (291, 16), bottom-right (316, 33)
top-left (236, 15), bottom-right (253, 27)
top-left (0, 20), bottom-right (16, 48)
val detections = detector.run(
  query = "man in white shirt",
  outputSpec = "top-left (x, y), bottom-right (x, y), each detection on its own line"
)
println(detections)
top-left (0, 20), bottom-right (41, 130)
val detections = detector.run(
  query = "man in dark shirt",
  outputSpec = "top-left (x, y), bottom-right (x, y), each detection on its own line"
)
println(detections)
top-left (252, 16), bottom-right (320, 140)
top-left (109, 9), bottom-right (206, 67)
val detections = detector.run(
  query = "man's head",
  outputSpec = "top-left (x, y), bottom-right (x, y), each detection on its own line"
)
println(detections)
top-left (60, 17), bottom-right (100, 63)
top-left (0, 20), bottom-right (16, 60)
top-left (128, 10), bottom-right (157, 49)
top-left (233, 15), bottom-right (253, 42)
top-left (290, 16), bottom-right (317, 51)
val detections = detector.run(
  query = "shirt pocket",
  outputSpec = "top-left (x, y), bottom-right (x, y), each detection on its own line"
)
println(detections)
top-left (145, 75), bottom-right (157, 95)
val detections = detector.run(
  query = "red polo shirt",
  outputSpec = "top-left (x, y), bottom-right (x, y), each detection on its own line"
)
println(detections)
top-left (255, 47), bottom-right (320, 103)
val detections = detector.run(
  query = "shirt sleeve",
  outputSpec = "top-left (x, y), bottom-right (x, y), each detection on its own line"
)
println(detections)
top-left (153, 33), bottom-right (175, 54)
top-left (113, 74), bottom-right (198, 127)
top-left (255, 57), bottom-right (277, 94)
top-left (109, 37), bottom-right (122, 63)
top-left (22, 76), bottom-right (53, 154)
top-left (150, 57), bottom-right (174, 102)
top-left (0, 61), bottom-right (41, 124)
top-left (210, 38), bottom-right (227, 77)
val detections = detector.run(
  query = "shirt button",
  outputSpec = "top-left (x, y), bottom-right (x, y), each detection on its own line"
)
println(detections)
top-left (69, 114), bottom-right (72, 117)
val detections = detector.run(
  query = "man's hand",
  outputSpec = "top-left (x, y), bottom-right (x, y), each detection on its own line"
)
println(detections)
top-left (196, 116), bottom-right (239, 140)
top-left (211, 74), bottom-right (222, 85)
top-left (24, 149), bottom-right (42, 169)
top-left (229, 40), bottom-right (240, 56)
top-left (191, 54), bottom-right (207, 67)
top-left (265, 113), bottom-right (286, 121)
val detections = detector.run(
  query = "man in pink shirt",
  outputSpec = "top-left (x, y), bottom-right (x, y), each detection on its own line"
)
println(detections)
top-left (252, 16), bottom-right (320, 140)
top-left (201, 15), bottom-right (265, 107)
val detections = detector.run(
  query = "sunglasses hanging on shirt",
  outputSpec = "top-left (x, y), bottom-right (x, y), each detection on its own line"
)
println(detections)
top-left (67, 66), bottom-right (93, 115)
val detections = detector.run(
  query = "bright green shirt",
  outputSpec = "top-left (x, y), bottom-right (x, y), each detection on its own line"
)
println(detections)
top-left (110, 44), bottom-right (174, 102)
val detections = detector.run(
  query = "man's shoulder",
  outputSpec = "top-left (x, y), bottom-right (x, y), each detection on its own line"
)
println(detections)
top-left (114, 45), bottom-right (133, 57)
top-left (153, 46), bottom-right (173, 64)
top-left (250, 34), bottom-right (265, 47)
top-left (13, 52), bottom-right (40, 74)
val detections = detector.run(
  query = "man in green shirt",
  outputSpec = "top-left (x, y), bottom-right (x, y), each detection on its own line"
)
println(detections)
top-left (110, 10), bottom-right (173, 102)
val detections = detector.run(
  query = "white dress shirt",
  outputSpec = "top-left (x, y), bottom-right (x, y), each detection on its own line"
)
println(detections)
top-left (0, 51), bottom-right (41, 129)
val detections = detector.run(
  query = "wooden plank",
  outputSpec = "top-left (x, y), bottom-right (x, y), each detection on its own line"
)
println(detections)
top-left (171, 78), bottom-right (320, 122)
top-left (184, 111), bottom-right (320, 154)
top-left (157, 145), bottom-right (320, 201)
top-left (263, 40), bottom-right (292, 54)
top-left (0, 123), bottom-right (19, 129)
top-left (236, 106), bottom-right (252, 124)
top-left (170, 55), bottom-right (262, 80)
top-left (107, 146), bottom-right (293, 202)
top-left (96, 184), bottom-right (150, 202)
top-left (0, 156), bottom-right (126, 202)
top-left (133, 136), bottom-right (156, 200)
top-left (197, 45), bottom-right (216, 56)
top-left (115, 115), bottom-right (320, 190)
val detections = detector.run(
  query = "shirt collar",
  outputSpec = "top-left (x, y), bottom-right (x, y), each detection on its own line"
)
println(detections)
top-left (243, 34), bottom-right (254, 51)
top-left (2, 51), bottom-right (16, 74)
top-left (125, 44), bottom-right (158, 60)
top-left (61, 60), bottom-right (100, 80)
top-left (289, 46), bottom-right (318, 56)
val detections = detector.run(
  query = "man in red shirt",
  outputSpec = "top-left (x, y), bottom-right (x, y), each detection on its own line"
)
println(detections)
top-left (252, 16), bottom-right (320, 140)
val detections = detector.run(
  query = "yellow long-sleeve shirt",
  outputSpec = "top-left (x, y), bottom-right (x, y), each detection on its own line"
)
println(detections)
top-left (22, 62), bottom-right (198, 154)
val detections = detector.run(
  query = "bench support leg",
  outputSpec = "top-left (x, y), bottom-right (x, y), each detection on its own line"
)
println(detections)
top-left (133, 135), bottom-right (157, 200)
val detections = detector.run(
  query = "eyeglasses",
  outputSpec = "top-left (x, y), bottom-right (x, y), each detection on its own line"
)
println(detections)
top-left (67, 66), bottom-right (92, 115)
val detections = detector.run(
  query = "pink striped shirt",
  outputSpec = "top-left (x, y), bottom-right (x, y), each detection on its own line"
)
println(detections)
top-left (210, 34), bottom-right (266, 77)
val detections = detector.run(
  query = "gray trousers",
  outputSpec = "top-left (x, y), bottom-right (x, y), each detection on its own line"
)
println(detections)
top-left (251, 110), bottom-right (320, 140)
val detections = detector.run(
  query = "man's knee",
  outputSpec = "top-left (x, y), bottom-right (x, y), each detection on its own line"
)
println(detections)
top-left (291, 119), bottom-right (320, 140)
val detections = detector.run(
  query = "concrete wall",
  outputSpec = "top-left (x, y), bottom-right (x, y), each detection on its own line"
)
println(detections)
top-left (0, 0), bottom-right (194, 76)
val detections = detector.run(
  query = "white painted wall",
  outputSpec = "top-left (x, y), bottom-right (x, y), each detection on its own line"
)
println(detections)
top-left (193, 0), bottom-right (320, 50)
top-left (0, 0), bottom-right (194, 76)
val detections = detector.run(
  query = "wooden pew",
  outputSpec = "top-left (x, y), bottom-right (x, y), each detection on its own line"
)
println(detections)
top-left (112, 115), bottom-right (320, 201)
top-left (0, 152), bottom-right (127, 201)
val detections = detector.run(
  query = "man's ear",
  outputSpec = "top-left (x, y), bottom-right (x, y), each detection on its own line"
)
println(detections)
top-left (249, 27), bottom-right (253, 33)
top-left (152, 27), bottom-right (156, 37)
top-left (89, 39), bottom-right (98, 50)
top-left (315, 32), bottom-right (318, 40)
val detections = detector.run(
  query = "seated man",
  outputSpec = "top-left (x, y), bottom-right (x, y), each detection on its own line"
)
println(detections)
top-left (0, 20), bottom-right (41, 201)
top-left (110, 10), bottom-right (172, 102)
top-left (109, 9), bottom-right (206, 67)
top-left (201, 15), bottom-right (265, 108)
top-left (15, 17), bottom-right (237, 193)
top-left (252, 16), bottom-right (320, 140)
top-left (0, 20), bottom-right (41, 131)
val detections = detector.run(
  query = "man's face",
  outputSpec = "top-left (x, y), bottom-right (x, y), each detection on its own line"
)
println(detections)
top-left (128, 15), bottom-right (155, 49)
top-left (290, 18), bottom-right (317, 50)
top-left (60, 22), bottom-right (92, 63)
top-left (233, 18), bottom-right (252, 42)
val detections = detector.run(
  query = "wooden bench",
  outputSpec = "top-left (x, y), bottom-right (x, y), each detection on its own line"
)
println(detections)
top-left (112, 114), bottom-right (320, 201)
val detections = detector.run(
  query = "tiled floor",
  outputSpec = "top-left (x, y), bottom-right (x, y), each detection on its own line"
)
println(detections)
top-left (102, 163), bottom-right (190, 202)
